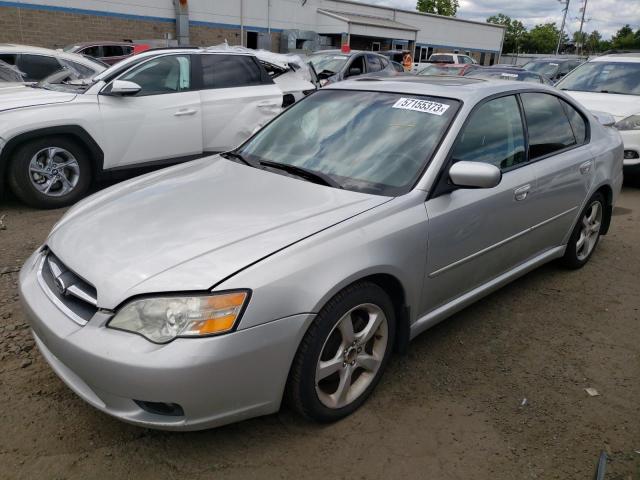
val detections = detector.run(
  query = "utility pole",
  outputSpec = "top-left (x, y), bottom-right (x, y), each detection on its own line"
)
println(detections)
top-left (577, 0), bottom-right (588, 55)
top-left (556, 0), bottom-right (570, 55)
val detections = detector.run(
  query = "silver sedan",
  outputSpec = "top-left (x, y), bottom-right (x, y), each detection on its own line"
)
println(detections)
top-left (19, 76), bottom-right (624, 430)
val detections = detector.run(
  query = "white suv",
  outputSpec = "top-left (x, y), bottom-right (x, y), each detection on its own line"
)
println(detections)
top-left (0, 47), bottom-right (288, 208)
top-left (557, 53), bottom-right (640, 173)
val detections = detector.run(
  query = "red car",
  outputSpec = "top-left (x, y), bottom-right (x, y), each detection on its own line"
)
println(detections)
top-left (62, 41), bottom-right (135, 65)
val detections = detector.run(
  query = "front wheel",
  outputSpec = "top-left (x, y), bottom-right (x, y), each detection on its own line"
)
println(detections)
top-left (561, 192), bottom-right (605, 269)
top-left (8, 137), bottom-right (92, 209)
top-left (286, 282), bottom-right (396, 422)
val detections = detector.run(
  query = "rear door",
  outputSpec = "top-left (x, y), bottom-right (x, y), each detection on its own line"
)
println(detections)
top-left (98, 53), bottom-right (203, 169)
top-left (198, 53), bottom-right (282, 153)
top-left (522, 92), bottom-right (592, 248)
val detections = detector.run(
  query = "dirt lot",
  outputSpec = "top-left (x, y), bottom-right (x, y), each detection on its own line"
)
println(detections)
top-left (0, 183), bottom-right (639, 480)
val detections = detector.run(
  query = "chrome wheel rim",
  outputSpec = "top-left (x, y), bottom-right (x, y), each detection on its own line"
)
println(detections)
top-left (576, 200), bottom-right (602, 261)
top-left (315, 303), bottom-right (388, 409)
top-left (28, 147), bottom-right (80, 197)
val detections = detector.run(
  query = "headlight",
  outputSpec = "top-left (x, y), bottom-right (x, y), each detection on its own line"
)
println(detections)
top-left (614, 115), bottom-right (640, 131)
top-left (108, 291), bottom-right (249, 343)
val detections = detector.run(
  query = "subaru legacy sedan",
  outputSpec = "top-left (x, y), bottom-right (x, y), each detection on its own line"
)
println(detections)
top-left (20, 77), bottom-right (623, 430)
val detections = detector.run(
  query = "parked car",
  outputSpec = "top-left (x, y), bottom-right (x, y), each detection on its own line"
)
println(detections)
top-left (0, 59), bottom-right (23, 82)
top-left (0, 44), bottom-right (106, 85)
top-left (465, 66), bottom-right (555, 85)
top-left (63, 41), bottom-right (135, 65)
top-left (557, 53), bottom-right (640, 173)
top-left (412, 52), bottom-right (477, 73)
top-left (390, 61), bottom-right (405, 73)
top-left (19, 76), bottom-right (623, 431)
top-left (308, 49), bottom-right (395, 86)
top-left (417, 63), bottom-right (475, 76)
top-left (0, 47), bottom-right (286, 208)
top-left (522, 57), bottom-right (583, 83)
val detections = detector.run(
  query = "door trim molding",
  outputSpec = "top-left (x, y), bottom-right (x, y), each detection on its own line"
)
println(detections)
top-left (428, 206), bottom-right (577, 278)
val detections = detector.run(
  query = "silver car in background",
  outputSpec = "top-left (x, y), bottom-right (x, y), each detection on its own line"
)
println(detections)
top-left (19, 76), bottom-right (623, 430)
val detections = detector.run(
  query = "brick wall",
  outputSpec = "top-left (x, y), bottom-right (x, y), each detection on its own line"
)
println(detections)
top-left (0, 6), bottom-right (176, 48)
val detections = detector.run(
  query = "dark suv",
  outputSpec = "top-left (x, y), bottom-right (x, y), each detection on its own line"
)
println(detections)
top-left (522, 58), bottom-right (584, 83)
top-left (63, 42), bottom-right (134, 65)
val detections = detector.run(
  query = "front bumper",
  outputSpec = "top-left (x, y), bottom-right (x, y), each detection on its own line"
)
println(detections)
top-left (19, 250), bottom-right (314, 431)
top-left (620, 129), bottom-right (640, 169)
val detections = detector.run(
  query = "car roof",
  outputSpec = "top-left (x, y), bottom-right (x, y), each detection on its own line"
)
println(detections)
top-left (309, 49), bottom-right (385, 57)
top-left (590, 53), bottom-right (640, 63)
top-left (326, 75), bottom-right (551, 101)
top-left (67, 41), bottom-right (133, 48)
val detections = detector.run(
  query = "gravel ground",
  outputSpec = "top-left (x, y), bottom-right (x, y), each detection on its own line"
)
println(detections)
top-left (0, 182), bottom-right (638, 479)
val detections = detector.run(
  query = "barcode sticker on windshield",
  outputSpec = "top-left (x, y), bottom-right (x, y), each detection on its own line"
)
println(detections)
top-left (392, 98), bottom-right (450, 116)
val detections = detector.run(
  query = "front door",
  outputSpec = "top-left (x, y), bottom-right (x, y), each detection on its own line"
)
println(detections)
top-left (98, 54), bottom-right (202, 169)
top-left (421, 94), bottom-right (541, 314)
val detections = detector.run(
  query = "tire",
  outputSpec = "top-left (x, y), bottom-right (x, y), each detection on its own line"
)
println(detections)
top-left (8, 136), bottom-right (92, 209)
top-left (561, 192), bottom-right (606, 269)
top-left (286, 281), bottom-right (396, 423)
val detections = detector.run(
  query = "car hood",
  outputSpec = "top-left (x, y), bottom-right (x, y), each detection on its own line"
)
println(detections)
top-left (0, 85), bottom-right (76, 112)
top-left (47, 156), bottom-right (390, 309)
top-left (565, 91), bottom-right (640, 120)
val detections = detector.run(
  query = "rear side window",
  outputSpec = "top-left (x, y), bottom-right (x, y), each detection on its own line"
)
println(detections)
top-left (451, 95), bottom-right (526, 170)
top-left (81, 46), bottom-right (101, 57)
top-left (103, 46), bottom-right (124, 57)
top-left (561, 100), bottom-right (588, 145)
top-left (366, 54), bottom-right (383, 73)
top-left (17, 54), bottom-right (62, 81)
top-left (201, 54), bottom-right (264, 89)
top-left (0, 53), bottom-right (17, 65)
top-left (520, 93), bottom-right (576, 159)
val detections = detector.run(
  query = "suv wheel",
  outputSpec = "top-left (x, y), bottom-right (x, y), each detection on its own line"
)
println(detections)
top-left (8, 137), bottom-right (91, 209)
top-left (287, 282), bottom-right (395, 422)
top-left (561, 192), bottom-right (605, 269)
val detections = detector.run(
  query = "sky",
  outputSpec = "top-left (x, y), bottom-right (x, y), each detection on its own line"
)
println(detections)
top-left (353, 0), bottom-right (640, 38)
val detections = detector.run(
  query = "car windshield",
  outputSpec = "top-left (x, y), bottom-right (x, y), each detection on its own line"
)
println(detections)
top-left (63, 45), bottom-right (79, 52)
top-left (557, 61), bottom-right (640, 95)
top-left (468, 69), bottom-right (540, 83)
top-left (523, 61), bottom-right (559, 77)
top-left (308, 53), bottom-right (348, 75)
top-left (236, 90), bottom-right (460, 196)
top-left (0, 60), bottom-right (25, 82)
top-left (33, 65), bottom-right (94, 92)
top-left (418, 65), bottom-right (463, 76)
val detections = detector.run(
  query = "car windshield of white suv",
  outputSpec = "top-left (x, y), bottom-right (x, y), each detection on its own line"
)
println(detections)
top-left (308, 53), bottom-right (348, 76)
top-left (557, 61), bottom-right (640, 95)
top-left (235, 90), bottom-right (460, 196)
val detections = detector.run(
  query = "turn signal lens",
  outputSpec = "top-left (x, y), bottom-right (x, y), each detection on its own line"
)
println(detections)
top-left (108, 291), bottom-right (249, 343)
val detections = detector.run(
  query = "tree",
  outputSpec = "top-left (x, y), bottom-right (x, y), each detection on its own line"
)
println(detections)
top-left (416, 0), bottom-right (459, 17)
top-left (528, 23), bottom-right (563, 54)
top-left (611, 24), bottom-right (640, 50)
top-left (587, 30), bottom-right (602, 53)
top-left (487, 13), bottom-right (528, 53)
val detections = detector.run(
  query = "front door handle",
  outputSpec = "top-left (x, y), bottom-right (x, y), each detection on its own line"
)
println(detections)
top-left (514, 184), bottom-right (531, 201)
top-left (579, 160), bottom-right (593, 175)
top-left (174, 108), bottom-right (197, 117)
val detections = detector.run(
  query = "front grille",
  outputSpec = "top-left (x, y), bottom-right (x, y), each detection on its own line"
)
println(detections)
top-left (38, 248), bottom-right (98, 326)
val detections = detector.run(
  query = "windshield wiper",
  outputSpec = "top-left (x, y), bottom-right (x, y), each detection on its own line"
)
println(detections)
top-left (220, 151), bottom-right (259, 168)
top-left (259, 160), bottom-right (343, 189)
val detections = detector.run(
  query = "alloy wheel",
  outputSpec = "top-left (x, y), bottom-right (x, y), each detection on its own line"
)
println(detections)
top-left (576, 200), bottom-right (602, 261)
top-left (28, 147), bottom-right (80, 197)
top-left (315, 303), bottom-right (388, 409)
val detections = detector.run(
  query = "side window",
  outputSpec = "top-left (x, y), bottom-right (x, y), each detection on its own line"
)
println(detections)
top-left (366, 54), bottom-right (383, 73)
top-left (346, 55), bottom-right (365, 76)
top-left (561, 100), bottom-right (588, 145)
top-left (0, 54), bottom-right (17, 65)
top-left (201, 54), bottom-right (264, 89)
top-left (81, 46), bottom-right (101, 58)
top-left (16, 54), bottom-right (62, 81)
top-left (60, 59), bottom-right (95, 77)
top-left (461, 56), bottom-right (472, 64)
top-left (119, 55), bottom-right (191, 95)
top-left (122, 45), bottom-right (133, 56)
top-left (103, 46), bottom-right (124, 57)
top-left (451, 95), bottom-right (526, 170)
top-left (520, 93), bottom-right (577, 159)
top-left (380, 57), bottom-right (389, 69)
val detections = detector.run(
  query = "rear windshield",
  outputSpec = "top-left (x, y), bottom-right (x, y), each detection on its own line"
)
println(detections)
top-left (237, 90), bottom-right (460, 196)
top-left (429, 55), bottom-right (454, 64)
top-left (468, 70), bottom-right (541, 83)
top-left (419, 65), bottom-right (464, 76)
top-left (557, 61), bottom-right (640, 95)
top-left (523, 61), bottom-right (559, 77)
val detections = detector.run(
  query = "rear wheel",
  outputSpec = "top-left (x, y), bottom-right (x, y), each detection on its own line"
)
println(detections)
top-left (287, 282), bottom-right (395, 422)
top-left (8, 137), bottom-right (91, 209)
top-left (561, 192), bottom-right (605, 269)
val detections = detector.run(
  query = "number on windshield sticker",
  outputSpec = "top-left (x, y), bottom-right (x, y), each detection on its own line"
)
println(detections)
top-left (392, 98), bottom-right (450, 116)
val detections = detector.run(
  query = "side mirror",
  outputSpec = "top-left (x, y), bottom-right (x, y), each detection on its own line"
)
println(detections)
top-left (110, 80), bottom-right (141, 96)
top-left (347, 67), bottom-right (362, 77)
top-left (449, 161), bottom-right (502, 189)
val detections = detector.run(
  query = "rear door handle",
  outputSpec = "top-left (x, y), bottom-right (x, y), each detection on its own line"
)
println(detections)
top-left (174, 108), bottom-right (197, 117)
top-left (579, 160), bottom-right (593, 175)
top-left (514, 184), bottom-right (531, 201)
